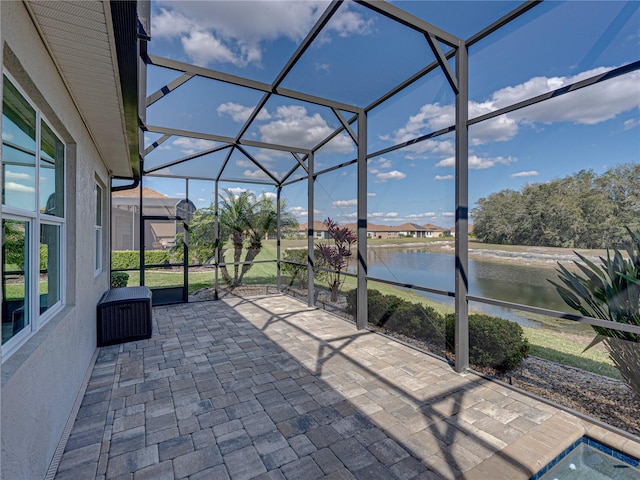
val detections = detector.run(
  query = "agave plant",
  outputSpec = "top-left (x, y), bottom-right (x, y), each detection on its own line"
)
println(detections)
top-left (549, 227), bottom-right (640, 396)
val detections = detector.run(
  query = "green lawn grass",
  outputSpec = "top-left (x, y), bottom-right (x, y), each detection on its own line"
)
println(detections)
top-left (124, 243), bottom-right (280, 294)
top-left (4, 281), bottom-right (46, 300)
top-left (522, 326), bottom-right (620, 379)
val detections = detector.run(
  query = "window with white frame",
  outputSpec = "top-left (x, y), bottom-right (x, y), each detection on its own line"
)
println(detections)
top-left (2, 72), bottom-right (65, 354)
top-left (95, 182), bottom-right (103, 273)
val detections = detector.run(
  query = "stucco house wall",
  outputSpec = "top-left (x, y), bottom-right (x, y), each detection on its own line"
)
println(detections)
top-left (1, 2), bottom-right (111, 478)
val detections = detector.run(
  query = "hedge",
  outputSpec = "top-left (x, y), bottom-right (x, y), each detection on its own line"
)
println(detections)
top-left (111, 250), bottom-right (172, 270)
top-left (110, 272), bottom-right (129, 288)
top-left (346, 288), bottom-right (528, 372)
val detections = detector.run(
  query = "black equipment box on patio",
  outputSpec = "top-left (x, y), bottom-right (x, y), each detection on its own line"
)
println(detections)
top-left (97, 286), bottom-right (152, 347)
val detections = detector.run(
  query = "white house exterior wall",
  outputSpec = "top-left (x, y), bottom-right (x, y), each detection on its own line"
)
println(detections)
top-left (1, 2), bottom-right (111, 479)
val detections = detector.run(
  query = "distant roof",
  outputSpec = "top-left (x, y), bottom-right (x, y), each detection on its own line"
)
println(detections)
top-left (395, 223), bottom-right (425, 231)
top-left (112, 187), bottom-right (169, 198)
top-left (340, 222), bottom-right (446, 232)
top-left (297, 221), bottom-right (328, 231)
top-left (422, 224), bottom-right (445, 231)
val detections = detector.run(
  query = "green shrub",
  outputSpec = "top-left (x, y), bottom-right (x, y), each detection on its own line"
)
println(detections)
top-left (346, 289), bottom-right (445, 341)
top-left (110, 271), bottom-right (129, 288)
top-left (281, 249), bottom-right (327, 287)
top-left (345, 288), bottom-right (381, 316)
top-left (391, 302), bottom-right (444, 340)
top-left (446, 313), bottom-right (529, 372)
top-left (368, 291), bottom-right (403, 327)
top-left (111, 250), bottom-right (172, 270)
top-left (347, 288), bottom-right (528, 372)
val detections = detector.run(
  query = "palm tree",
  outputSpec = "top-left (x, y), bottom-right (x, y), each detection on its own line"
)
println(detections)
top-left (219, 190), bottom-right (254, 286)
top-left (219, 190), bottom-right (297, 287)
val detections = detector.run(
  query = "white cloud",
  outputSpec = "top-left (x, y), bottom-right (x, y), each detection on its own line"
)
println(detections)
top-left (2, 132), bottom-right (14, 141)
top-left (217, 102), bottom-right (271, 123)
top-left (394, 103), bottom-right (453, 143)
top-left (407, 212), bottom-right (436, 219)
top-left (368, 212), bottom-right (385, 218)
top-left (394, 102), bottom-right (517, 147)
top-left (510, 170), bottom-right (539, 178)
top-left (343, 212), bottom-right (358, 219)
top-left (181, 30), bottom-right (244, 66)
top-left (172, 137), bottom-right (216, 155)
top-left (505, 69), bottom-right (640, 126)
top-left (259, 105), bottom-right (354, 152)
top-left (5, 182), bottom-right (35, 193)
top-left (4, 171), bottom-right (33, 181)
top-left (152, 2), bottom-right (370, 68)
top-left (623, 118), bottom-right (639, 130)
top-left (392, 66), bottom-right (640, 148)
top-left (150, 8), bottom-right (192, 38)
top-left (244, 148), bottom-right (293, 164)
top-left (435, 155), bottom-right (515, 170)
top-left (407, 139), bottom-right (455, 157)
top-left (325, 5), bottom-right (375, 38)
top-left (434, 175), bottom-right (453, 181)
top-left (290, 206), bottom-right (307, 216)
top-left (376, 170), bottom-right (406, 181)
top-left (442, 212), bottom-right (455, 217)
top-left (374, 157), bottom-right (391, 169)
top-left (332, 199), bottom-right (357, 207)
top-left (154, 1), bottom-right (328, 42)
top-left (368, 158), bottom-right (394, 174)
top-left (235, 159), bottom-right (255, 168)
top-left (315, 63), bottom-right (330, 73)
top-left (260, 192), bottom-right (277, 200)
top-left (367, 192), bottom-right (377, 197)
top-left (227, 187), bottom-right (250, 196)
top-left (385, 212), bottom-right (399, 218)
top-left (243, 169), bottom-right (270, 179)
top-left (469, 114), bottom-right (519, 145)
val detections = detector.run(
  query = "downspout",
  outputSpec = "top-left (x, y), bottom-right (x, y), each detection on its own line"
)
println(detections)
top-left (111, 175), bottom-right (140, 192)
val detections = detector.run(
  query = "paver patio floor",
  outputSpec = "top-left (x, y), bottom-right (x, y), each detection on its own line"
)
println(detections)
top-left (53, 294), bottom-right (640, 480)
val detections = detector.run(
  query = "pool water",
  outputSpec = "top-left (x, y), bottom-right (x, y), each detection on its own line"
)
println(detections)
top-left (532, 437), bottom-right (640, 480)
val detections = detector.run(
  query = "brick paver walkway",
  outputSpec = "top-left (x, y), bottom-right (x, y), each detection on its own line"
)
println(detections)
top-left (53, 294), bottom-right (640, 479)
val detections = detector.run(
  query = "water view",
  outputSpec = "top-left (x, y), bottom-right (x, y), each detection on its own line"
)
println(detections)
top-left (366, 247), bottom-right (587, 332)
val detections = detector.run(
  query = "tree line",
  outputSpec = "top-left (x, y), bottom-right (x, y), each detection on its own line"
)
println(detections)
top-left (471, 163), bottom-right (640, 249)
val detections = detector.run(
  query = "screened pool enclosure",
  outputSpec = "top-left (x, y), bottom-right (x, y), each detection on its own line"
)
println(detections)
top-left (112, 0), bottom-right (640, 376)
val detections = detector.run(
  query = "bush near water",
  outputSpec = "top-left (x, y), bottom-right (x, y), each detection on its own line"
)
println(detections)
top-left (346, 289), bottom-right (529, 372)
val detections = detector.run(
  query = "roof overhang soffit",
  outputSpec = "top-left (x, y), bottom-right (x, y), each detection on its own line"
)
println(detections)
top-left (24, 0), bottom-right (140, 178)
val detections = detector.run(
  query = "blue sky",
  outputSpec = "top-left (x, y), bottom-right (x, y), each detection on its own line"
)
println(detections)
top-left (143, 0), bottom-right (639, 228)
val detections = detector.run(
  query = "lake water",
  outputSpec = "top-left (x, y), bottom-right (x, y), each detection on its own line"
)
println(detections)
top-left (365, 247), bottom-right (586, 331)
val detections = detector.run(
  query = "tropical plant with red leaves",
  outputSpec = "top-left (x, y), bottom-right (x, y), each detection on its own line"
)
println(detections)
top-left (315, 218), bottom-right (357, 302)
